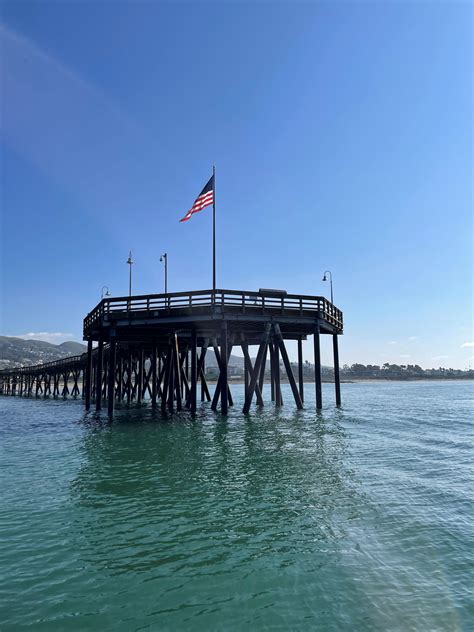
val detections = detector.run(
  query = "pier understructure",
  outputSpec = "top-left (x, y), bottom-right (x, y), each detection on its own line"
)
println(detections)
top-left (0, 289), bottom-right (343, 416)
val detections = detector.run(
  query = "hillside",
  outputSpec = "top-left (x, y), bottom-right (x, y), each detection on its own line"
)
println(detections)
top-left (0, 337), bottom-right (87, 370)
top-left (0, 336), bottom-right (246, 371)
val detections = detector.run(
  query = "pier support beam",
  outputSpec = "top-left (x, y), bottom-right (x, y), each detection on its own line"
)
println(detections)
top-left (190, 329), bottom-right (197, 413)
top-left (314, 325), bottom-right (322, 410)
top-left (298, 336), bottom-right (304, 403)
top-left (126, 352), bottom-right (132, 404)
top-left (151, 345), bottom-right (158, 406)
top-left (333, 333), bottom-right (341, 406)
top-left (95, 339), bottom-right (104, 411)
top-left (241, 334), bottom-right (264, 406)
top-left (274, 324), bottom-right (303, 410)
top-left (198, 342), bottom-right (211, 402)
top-left (117, 354), bottom-right (123, 401)
top-left (167, 343), bottom-right (175, 411)
top-left (161, 348), bottom-right (172, 413)
top-left (242, 323), bottom-right (272, 414)
top-left (137, 349), bottom-right (144, 404)
top-left (211, 336), bottom-right (234, 412)
top-left (107, 338), bottom-right (116, 416)
top-left (270, 343), bottom-right (277, 402)
top-left (172, 334), bottom-right (182, 411)
top-left (258, 343), bottom-right (267, 399)
top-left (200, 355), bottom-right (206, 401)
top-left (273, 340), bottom-right (282, 407)
top-left (220, 323), bottom-right (229, 415)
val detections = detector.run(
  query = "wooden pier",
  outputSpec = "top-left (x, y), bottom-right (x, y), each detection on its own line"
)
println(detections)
top-left (0, 288), bottom-right (343, 415)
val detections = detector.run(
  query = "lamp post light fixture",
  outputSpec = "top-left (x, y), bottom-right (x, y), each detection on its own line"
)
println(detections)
top-left (322, 270), bottom-right (334, 304)
top-left (160, 253), bottom-right (168, 294)
top-left (101, 286), bottom-right (111, 300)
top-left (127, 251), bottom-right (134, 297)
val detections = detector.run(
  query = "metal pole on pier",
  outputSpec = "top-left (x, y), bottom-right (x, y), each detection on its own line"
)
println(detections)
top-left (160, 253), bottom-right (168, 294)
top-left (322, 270), bottom-right (333, 304)
top-left (212, 165), bottom-right (216, 293)
top-left (127, 251), bottom-right (134, 297)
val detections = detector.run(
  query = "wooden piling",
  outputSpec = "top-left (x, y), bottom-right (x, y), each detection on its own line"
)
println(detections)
top-left (220, 323), bottom-right (229, 415)
top-left (190, 329), bottom-right (197, 413)
top-left (273, 340), bottom-right (282, 406)
top-left (333, 333), bottom-right (341, 406)
top-left (314, 325), bottom-right (322, 409)
top-left (297, 336), bottom-right (304, 403)
top-left (151, 345), bottom-right (158, 406)
top-left (107, 338), bottom-right (116, 416)
top-left (95, 339), bottom-right (104, 411)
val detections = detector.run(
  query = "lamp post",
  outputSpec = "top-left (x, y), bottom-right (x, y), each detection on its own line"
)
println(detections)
top-left (160, 253), bottom-right (168, 294)
top-left (322, 270), bottom-right (333, 304)
top-left (127, 251), bottom-right (134, 297)
top-left (101, 286), bottom-right (110, 300)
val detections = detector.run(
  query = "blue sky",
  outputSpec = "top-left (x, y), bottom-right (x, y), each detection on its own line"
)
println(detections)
top-left (1, 1), bottom-right (472, 368)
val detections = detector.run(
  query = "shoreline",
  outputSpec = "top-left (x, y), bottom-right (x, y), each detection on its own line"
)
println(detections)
top-left (208, 377), bottom-right (474, 385)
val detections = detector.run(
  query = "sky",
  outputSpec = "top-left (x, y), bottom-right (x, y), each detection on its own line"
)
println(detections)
top-left (0, 1), bottom-right (472, 369)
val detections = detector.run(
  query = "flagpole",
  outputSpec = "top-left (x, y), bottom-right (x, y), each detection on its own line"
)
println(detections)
top-left (212, 164), bottom-right (216, 293)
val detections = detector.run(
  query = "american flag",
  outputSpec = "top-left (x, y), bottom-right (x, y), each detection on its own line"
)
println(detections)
top-left (179, 175), bottom-right (214, 223)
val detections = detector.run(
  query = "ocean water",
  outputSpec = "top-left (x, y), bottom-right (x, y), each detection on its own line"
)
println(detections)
top-left (0, 381), bottom-right (473, 631)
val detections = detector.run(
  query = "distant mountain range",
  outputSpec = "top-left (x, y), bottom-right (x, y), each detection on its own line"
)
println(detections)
top-left (0, 337), bottom-right (87, 369)
top-left (0, 336), bottom-right (246, 371)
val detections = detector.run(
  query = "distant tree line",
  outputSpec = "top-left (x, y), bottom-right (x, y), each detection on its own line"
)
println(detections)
top-left (338, 363), bottom-right (473, 380)
top-left (204, 360), bottom-right (473, 381)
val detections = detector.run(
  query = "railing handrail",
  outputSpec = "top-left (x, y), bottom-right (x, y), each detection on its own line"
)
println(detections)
top-left (86, 287), bottom-right (334, 307)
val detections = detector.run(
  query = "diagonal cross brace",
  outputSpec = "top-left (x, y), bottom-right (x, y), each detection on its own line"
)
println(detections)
top-left (274, 323), bottom-right (303, 410)
top-left (243, 322), bottom-right (272, 414)
top-left (240, 333), bottom-right (264, 406)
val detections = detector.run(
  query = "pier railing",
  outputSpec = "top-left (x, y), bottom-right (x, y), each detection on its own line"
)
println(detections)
top-left (84, 288), bottom-right (343, 335)
top-left (0, 353), bottom-right (87, 377)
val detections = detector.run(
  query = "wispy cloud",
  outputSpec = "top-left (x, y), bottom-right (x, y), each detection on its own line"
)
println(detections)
top-left (388, 341), bottom-right (397, 345)
top-left (400, 354), bottom-right (411, 358)
top-left (408, 336), bottom-right (418, 341)
top-left (12, 332), bottom-right (75, 345)
top-left (461, 342), bottom-right (474, 348)
top-left (432, 355), bottom-right (450, 361)
top-left (1, 23), bottom-right (146, 240)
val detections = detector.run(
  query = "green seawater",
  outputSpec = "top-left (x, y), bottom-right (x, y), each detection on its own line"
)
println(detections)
top-left (1, 381), bottom-right (473, 631)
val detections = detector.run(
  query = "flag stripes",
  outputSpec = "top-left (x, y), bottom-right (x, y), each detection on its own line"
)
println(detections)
top-left (179, 175), bottom-right (214, 223)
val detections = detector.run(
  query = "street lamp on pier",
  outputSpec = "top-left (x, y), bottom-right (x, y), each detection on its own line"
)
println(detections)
top-left (322, 270), bottom-right (334, 304)
top-left (101, 286), bottom-right (111, 300)
top-left (160, 253), bottom-right (168, 294)
top-left (127, 251), bottom-right (134, 297)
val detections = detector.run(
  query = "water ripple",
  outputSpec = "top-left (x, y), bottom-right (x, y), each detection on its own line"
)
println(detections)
top-left (1, 381), bottom-right (473, 631)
